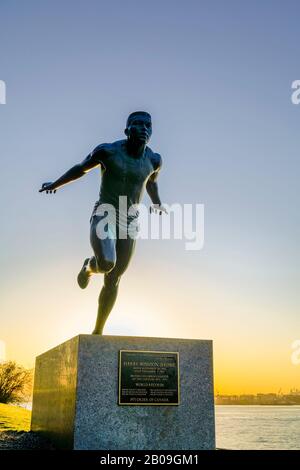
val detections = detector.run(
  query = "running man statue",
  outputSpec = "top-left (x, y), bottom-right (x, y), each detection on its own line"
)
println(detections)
top-left (39, 111), bottom-right (167, 334)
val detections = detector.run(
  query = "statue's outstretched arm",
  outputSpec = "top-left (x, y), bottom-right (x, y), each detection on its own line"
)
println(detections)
top-left (39, 146), bottom-right (106, 194)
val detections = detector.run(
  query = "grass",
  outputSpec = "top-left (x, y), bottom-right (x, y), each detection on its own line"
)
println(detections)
top-left (0, 403), bottom-right (31, 432)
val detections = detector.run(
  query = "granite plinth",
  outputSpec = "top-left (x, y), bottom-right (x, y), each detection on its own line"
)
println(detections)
top-left (31, 335), bottom-right (215, 450)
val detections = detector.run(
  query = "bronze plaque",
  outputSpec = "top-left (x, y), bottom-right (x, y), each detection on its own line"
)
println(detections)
top-left (118, 350), bottom-right (180, 405)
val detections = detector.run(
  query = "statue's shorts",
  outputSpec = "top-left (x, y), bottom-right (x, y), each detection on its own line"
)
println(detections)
top-left (89, 208), bottom-right (138, 276)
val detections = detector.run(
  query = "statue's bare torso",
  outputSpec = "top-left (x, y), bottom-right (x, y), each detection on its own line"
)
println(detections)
top-left (91, 139), bottom-right (162, 222)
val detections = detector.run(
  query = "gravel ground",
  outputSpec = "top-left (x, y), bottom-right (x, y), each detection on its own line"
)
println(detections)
top-left (0, 431), bottom-right (55, 450)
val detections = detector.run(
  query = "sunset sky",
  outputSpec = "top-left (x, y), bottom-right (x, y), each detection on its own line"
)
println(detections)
top-left (1, 0), bottom-right (299, 394)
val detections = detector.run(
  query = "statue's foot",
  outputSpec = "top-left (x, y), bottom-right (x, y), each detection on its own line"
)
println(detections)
top-left (92, 329), bottom-right (103, 335)
top-left (77, 258), bottom-right (91, 289)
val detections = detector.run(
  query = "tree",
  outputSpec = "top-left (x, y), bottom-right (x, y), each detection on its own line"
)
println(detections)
top-left (0, 361), bottom-right (33, 404)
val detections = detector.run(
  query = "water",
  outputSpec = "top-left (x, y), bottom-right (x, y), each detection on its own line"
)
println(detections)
top-left (216, 405), bottom-right (300, 450)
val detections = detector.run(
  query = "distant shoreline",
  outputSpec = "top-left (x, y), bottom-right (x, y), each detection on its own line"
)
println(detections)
top-left (216, 393), bottom-right (300, 406)
top-left (216, 403), bottom-right (299, 406)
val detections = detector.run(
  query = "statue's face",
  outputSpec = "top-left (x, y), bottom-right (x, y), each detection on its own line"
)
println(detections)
top-left (126, 115), bottom-right (152, 144)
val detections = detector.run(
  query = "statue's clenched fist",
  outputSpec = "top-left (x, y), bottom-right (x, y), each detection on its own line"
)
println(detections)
top-left (150, 203), bottom-right (168, 215)
top-left (39, 182), bottom-right (56, 194)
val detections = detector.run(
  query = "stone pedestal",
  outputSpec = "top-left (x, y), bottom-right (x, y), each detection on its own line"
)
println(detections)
top-left (31, 335), bottom-right (215, 450)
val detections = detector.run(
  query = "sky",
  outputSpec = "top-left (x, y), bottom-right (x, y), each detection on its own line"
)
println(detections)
top-left (0, 0), bottom-right (299, 394)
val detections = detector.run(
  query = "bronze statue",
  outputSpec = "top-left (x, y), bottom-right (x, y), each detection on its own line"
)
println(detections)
top-left (39, 111), bottom-right (166, 334)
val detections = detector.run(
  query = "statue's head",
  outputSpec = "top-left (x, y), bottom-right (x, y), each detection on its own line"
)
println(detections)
top-left (124, 111), bottom-right (152, 144)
